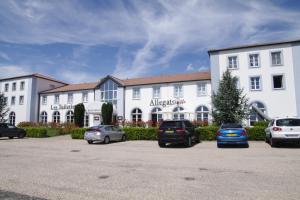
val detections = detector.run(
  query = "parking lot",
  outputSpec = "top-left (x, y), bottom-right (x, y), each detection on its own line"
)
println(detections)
top-left (0, 136), bottom-right (300, 200)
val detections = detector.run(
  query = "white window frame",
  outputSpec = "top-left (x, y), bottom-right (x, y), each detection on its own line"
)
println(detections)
top-left (67, 93), bottom-right (73, 104)
top-left (271, 50), bottom-right (283, 66)
top-left (54, 94), bottom-right (59, 104)
top-left (249, 76), bottom-right (262, 91)
top-left (174, 85), bottom-right (183, 98)
top-left (249, 53), bottom-right (260, 68)
top-left (152, 86), bottom-right (161, 99)
top-left (11, 96), bottom-right (15, 105)
top-left (132, 88), bottom-right (140, 100)
top-left (19, 95), bottom-right (24, 105)
top-left (82, 92), bottom-right (88, 103)
top-left (227, 55), bottom-right (238, 69)
top-left (4, 83), bottom-right (9, 92)
top-left (272, 74), bottom-right (285, 90)
top-left (20, 81), bottom-right (25, 91)
top-left (42, 96), bottom-right (47, 105)
top-left (197, 82), bottom-right (207, 96)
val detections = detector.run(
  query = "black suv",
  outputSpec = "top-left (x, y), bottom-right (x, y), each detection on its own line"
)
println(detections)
top-left (157, 120), bottom-right (199, 147)
top-left (0, 123), bottom-right (26, 139)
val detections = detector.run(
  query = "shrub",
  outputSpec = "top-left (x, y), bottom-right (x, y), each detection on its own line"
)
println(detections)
top-left (74, 103), bottom-right (85, 127)
top-left (18, 121), bottom-right (40, 127)
top-left (24, 127), bottom-right (48, 138)
top-left (101, 102), bottom-right (113, 125)
top-left (196, 126), bottom-right (219, 141)
top-left (61, 123), bottom-right (77, 135)
top-left (122, 127), bottom-right (157, 140)
top-left (246, 127), bottom-right (266, 140)
top-left (70, 128), bottom-right (87, 139)
top-left (253, 121), bottom-right (269, 128)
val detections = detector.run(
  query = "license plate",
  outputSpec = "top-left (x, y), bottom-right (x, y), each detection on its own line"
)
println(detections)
top-left (227, 133), bottom-right (237, 137)
top-left (165, 130), bottom-right (174, 134)
top-left (286, 134), bottom-right (299, 137)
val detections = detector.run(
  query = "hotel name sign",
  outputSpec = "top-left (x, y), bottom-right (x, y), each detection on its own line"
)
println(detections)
top-left (150, 99), bottom-right (186, 108)
top-left (51, 104), bottom-right (75, 110)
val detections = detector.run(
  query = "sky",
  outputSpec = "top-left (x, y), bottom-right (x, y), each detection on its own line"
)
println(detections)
top-left (0, 0), bottom-right (300, 83)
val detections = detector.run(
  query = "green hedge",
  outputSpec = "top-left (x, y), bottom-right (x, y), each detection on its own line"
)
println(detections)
top-left (24, 127), bottom-right (48, 138)
top-left (70, 128), bottom-right (87, 139)
top-left (196, 126), bottom-right (219, 141)
top-left (246, 127), bottom-right (266, 140)
top-left (253, 121), bottom-right (269, 128)
top-left (122, 127), bottom-right (157, 140)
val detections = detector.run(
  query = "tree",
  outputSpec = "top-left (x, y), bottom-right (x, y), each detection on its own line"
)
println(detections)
top-left (0, 93), bottom-right (9, 123)
top-left (212, 70), bottom-right (249, 125)
top-left (74, 103), bottom-right (85, 127)
top-left (101, 102), bottom-right (113, 125)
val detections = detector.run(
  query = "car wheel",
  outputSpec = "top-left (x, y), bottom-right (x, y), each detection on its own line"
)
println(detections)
top-left (244, 143), bottom-right (249, 148)
top-left (18, 133), bottom-right (25, 139)
top-left (184, 136), bottom-right (192, 147)
top-left (8, 136), bottom-right (14, 139)
top-left (121, 135), bottom-right (126, 142)
top-left (270, 138), bottom-right (277, 148)
top-left (104, 136), bottom-right (110, 144)
top-left (195, 135), bottom-right (200, 143)
top-left (217, 143), bottom-right (223, 148)
top-left (87, 140), bottom-right (93, 144)
top-left (158, 141), bottom-right (166, 148)
top-left (265, 137), bottom-right (269, 143)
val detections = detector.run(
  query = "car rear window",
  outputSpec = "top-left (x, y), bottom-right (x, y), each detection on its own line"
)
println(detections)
top-left (221, 123), bottom-right (243, 129)
top-left (87, 126), bottom-right (102, 131)
top-left (160, 121), bottom-right (182, 128)
top-left (276, 119), bottom-right (300, 126)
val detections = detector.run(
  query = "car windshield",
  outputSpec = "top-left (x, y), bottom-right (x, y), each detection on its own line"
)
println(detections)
top-left (160, 121), bottom-right (182, 128)
top-left (276, 119), bottom-right (300, 127)
top-left (221, 123), bottom-right (243, 129)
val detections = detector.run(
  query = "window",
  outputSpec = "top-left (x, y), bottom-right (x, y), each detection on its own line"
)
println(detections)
top-left (67, 93), bottom-right (73, 104)
top-left (235, 77), bottom-right (240, 89)
top-left (20, 81), bottom-right (25, 90)
top-left (228, 56), bottom-right (238, 69)
top-left (271, 51), bottom-right (282, 66)
top-left (174, 85), bottom-right (183, 98)
top-left (42, 96), bottom-right (47, 105)
top-left (4, 97), bottom-right (8, 105)
top-left (82, 92), bottom-right (88, 103)
top-left (152, 86), bottom-right (160, 99)
top-left (196, 106), bottom-right (209, 122)
top-left (12, 82), bottom-right (16, 91)
top-left (151, 107), bottom-right (162, 124)
top-left (19, 96), bottom-right (24, 105)
top-left (249, 54), bottom-right (259, 68)
top-left (132, 108), bottom-right (142, 122)
top-left (54, 94), bottom-right (59, 104)
top-left (11, 96), bottom-right (15, 105)
top-left (66, 110), bottom-right (74, 123)
top-left (272, 75), bottom-right (284, 89)
top-left (100, 79), bottom-right (118, 105)
top-left (132, 88), bottom-right (140, 100)
top-left (53, 111), bottom-right (60, 123)
top-left (197, 82), bottom-right (206, 96)
top-left (249, 101), bottom-right (266, 126)
top-left (4, 83), bottom-right (9, 92)
top-left (84, 113), bottom-right (89, 127)
top-left (250, 76), bottom-right (261, 90)
top-left (9, 112), bottom-right (16, 125)
top-left (173, 107), bottom-right (184, 120)
top-left (40, 111), bottom-right (48, 123)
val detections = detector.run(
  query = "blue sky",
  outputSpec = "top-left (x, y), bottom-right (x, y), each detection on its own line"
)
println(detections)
top-left (0, 0), bottom-right (300, 83)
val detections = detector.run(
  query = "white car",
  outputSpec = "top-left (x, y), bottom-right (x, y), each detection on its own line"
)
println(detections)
top-left (265, 118), bottom-right (300, 147)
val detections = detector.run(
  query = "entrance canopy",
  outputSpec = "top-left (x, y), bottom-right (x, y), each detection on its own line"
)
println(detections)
top-left (86, 102), bottom-right (117, 114)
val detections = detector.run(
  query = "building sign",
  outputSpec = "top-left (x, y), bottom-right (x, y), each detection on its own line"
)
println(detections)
top-left (117, 116), bottom-right (123, 121)
top-left (51, 104), bottom-right (75, 110)
top-left (150, 99), bottom-right (186, 107)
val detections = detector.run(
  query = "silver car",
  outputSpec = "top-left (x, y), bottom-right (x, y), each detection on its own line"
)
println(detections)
top-left (84, 125), bottom-right (126, 144)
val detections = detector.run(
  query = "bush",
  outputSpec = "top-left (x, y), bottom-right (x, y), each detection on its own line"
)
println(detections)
top-left (122, 127), bottom-right (157, 140)
top-left (70, 128), bottom-right (87, 139)
top-left (24, 127), bottom-right (48, 138)
top-left (246, 127), bottom-right (266, 140)
top-left (101, 102), bottom-right (113, 125)
top-left (74, 104), bottom-right (85, 127)
top-left (196, 126), bottom-right (219, 141)
top-left (253, 121), bottom-right (269, 128)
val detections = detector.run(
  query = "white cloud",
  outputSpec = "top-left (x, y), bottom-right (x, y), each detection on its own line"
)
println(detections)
top-left (1, 0), bottom-right (300, 78)
top-left (0, 65), bottom-right (31, 78)
top-left (57, 69), bottom-right (102, 84)
top-left (186, 64), bottom-right (194, 71)
top-left (0, 52), bottom-right (10, 61)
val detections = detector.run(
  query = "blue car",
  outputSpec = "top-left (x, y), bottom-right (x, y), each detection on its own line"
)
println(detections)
top-left (216, 123), bottom-right (249, 148)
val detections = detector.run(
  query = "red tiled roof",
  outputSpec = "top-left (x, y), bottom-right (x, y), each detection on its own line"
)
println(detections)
top-left (41, 82), bottom-right (98, 93)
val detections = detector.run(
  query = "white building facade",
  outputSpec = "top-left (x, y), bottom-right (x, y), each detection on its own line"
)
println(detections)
top-left (209, 39), bottom-right (300, 125)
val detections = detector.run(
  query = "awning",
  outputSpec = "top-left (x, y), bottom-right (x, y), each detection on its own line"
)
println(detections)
top-left (86, 102), bottom-right (117, 114)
